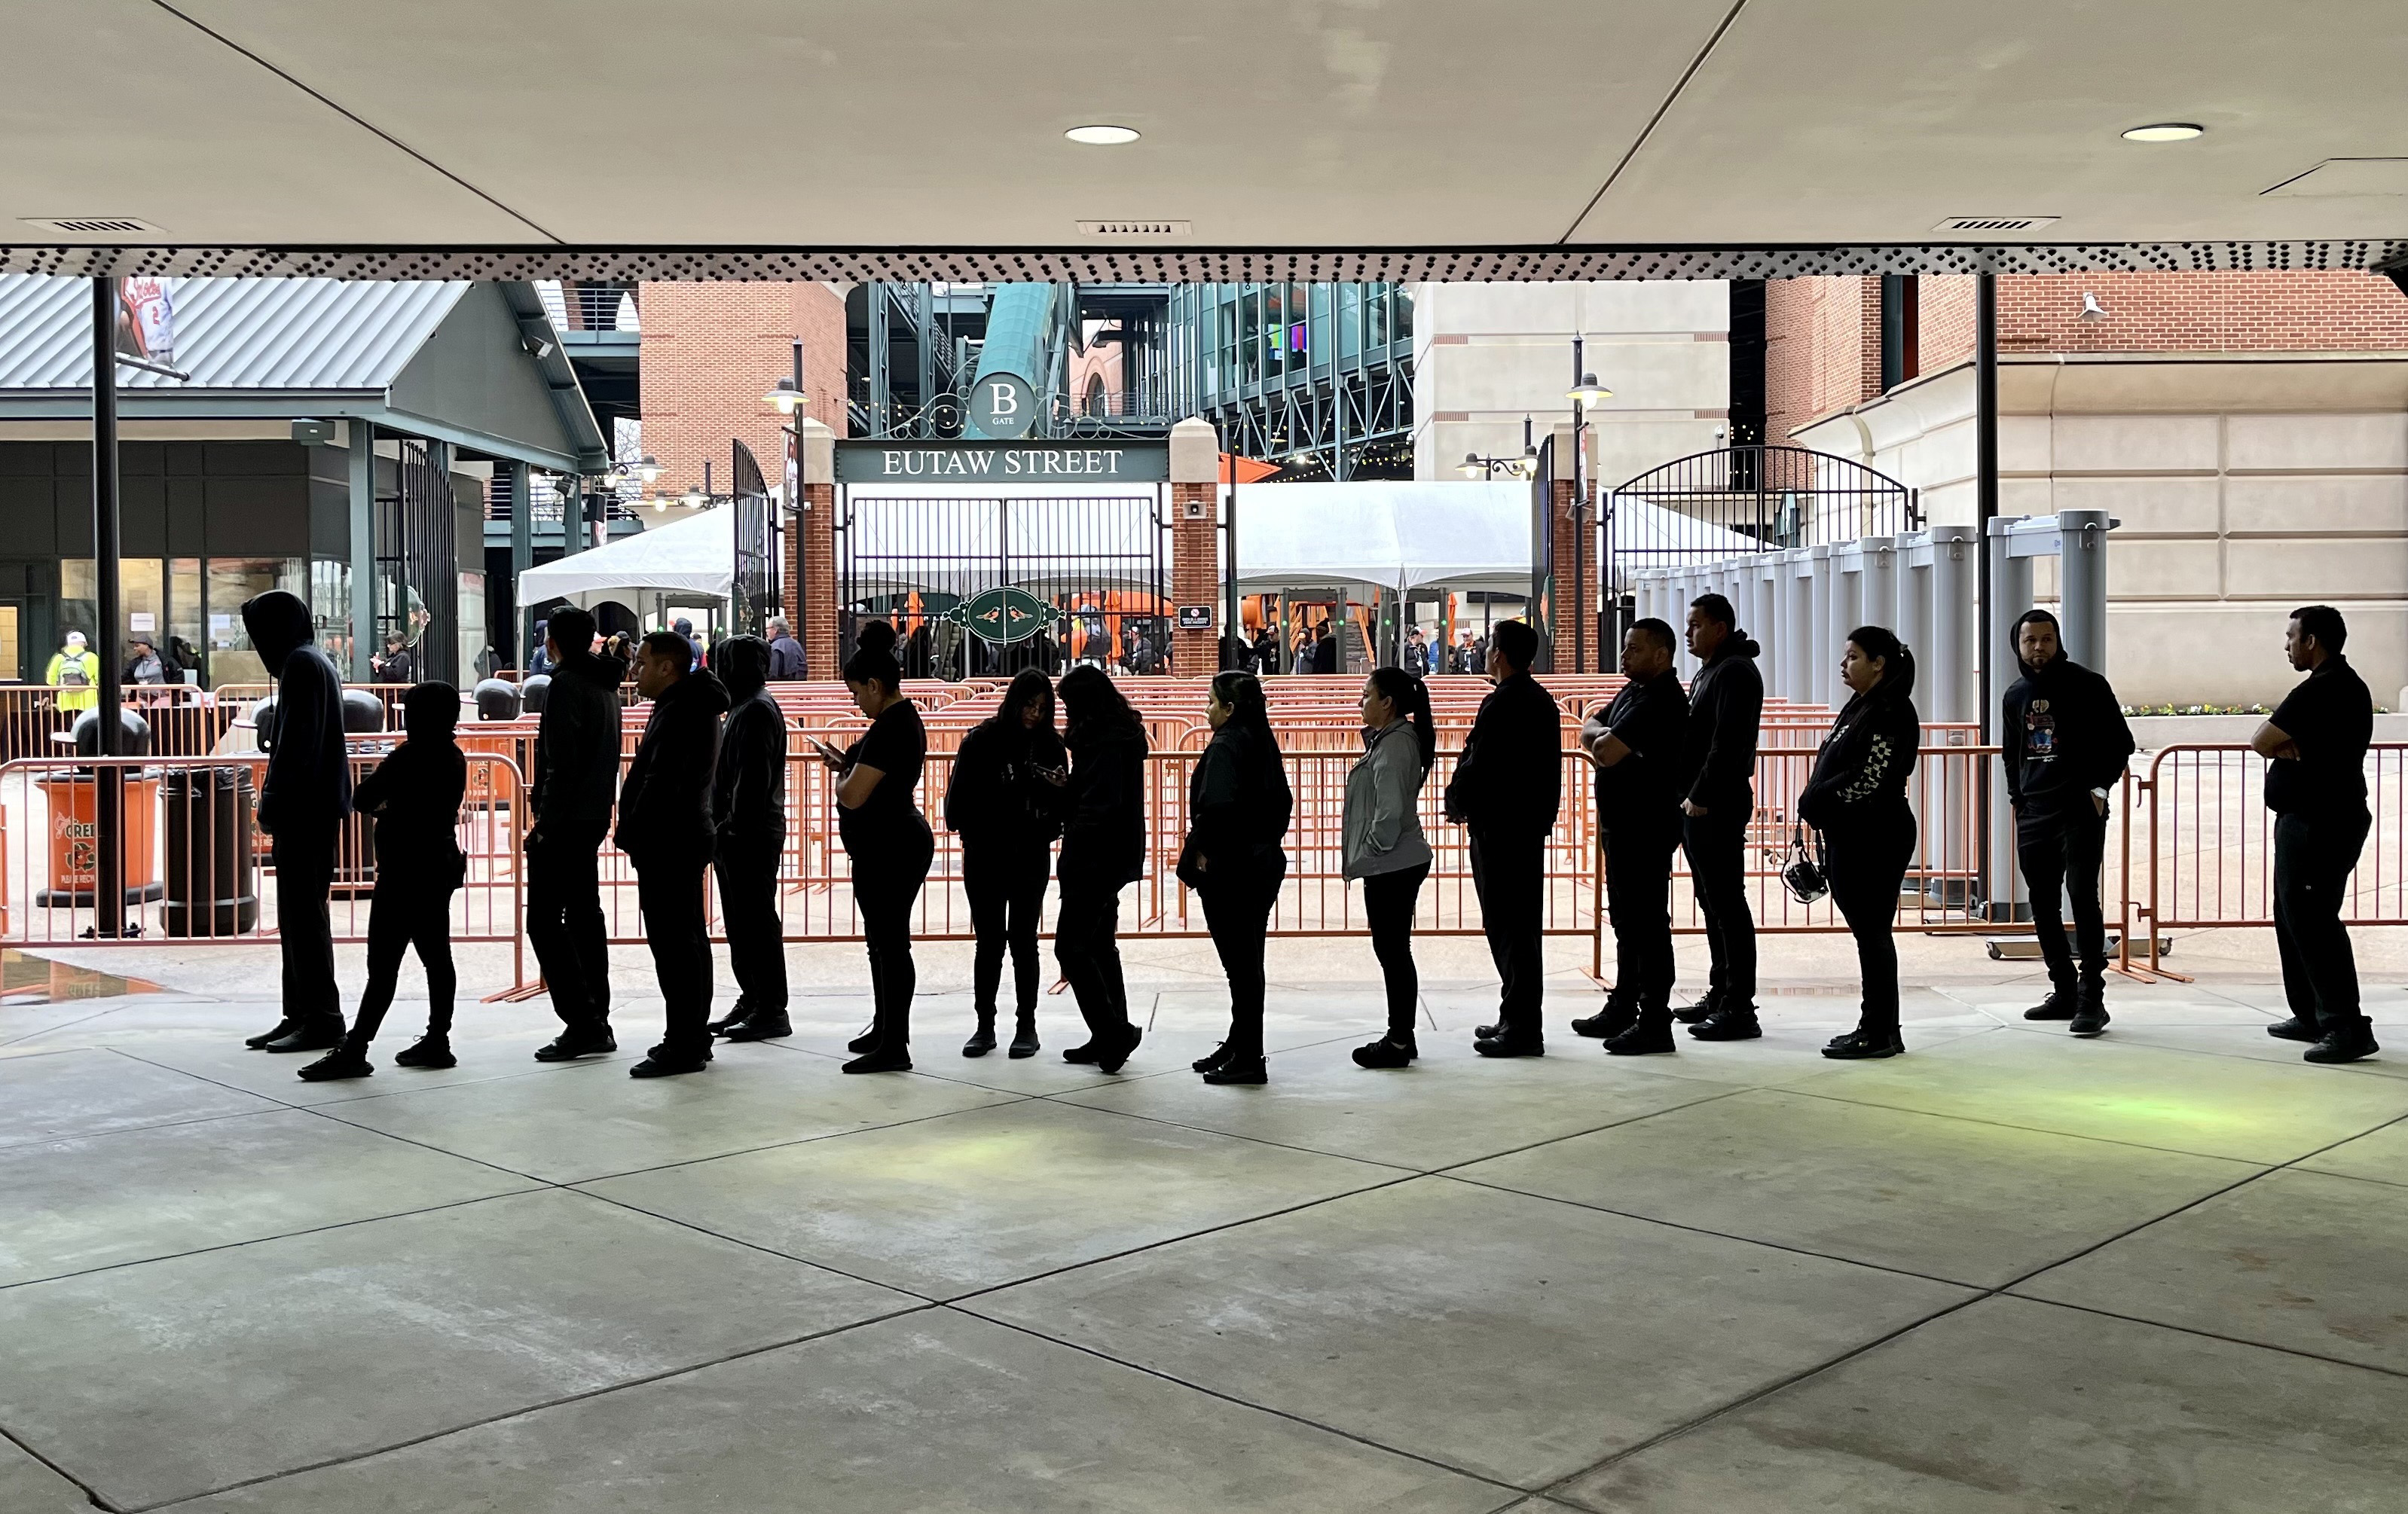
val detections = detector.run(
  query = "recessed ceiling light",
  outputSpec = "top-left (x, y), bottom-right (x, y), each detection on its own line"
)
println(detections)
top-left (1065, 124), bottom-right (1140, 145)
top-left (2122, 123), bottom-right (2204, 142)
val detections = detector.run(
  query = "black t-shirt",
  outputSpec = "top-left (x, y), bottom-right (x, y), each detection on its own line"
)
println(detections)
top-left (1594, 670), bottom-right (1689, 827)
top-left (839, 698), bottom-right (927, 856)
top-left (2266, 655), bottom-right (2373, 817)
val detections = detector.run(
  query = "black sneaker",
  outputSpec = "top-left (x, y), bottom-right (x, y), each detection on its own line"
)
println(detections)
top-left (2304, 1031), bottom-right (2379, 1065)
top-left (961, 1018), bottom-right (997, 1058)
top-left (2266, 1017), bottom-right (2322, 1043)
top-left (244, 1018), bottom-right (298, 1049)
top-left (534, 1029), bottom-right (616, 1062)
top-left (629, 1056), bottom-right (710, 1078)
top-left (841, 1046), bottom-right (912, 1073)
top-left (1473, 1035), bottom-right (1544, 1058)
top-left (1570, 1003), bottom-right (1636, 1039)
top-left (722, 1012), bottom-right (793, 1042)
top-left (1688, 1008), bottom-right (1762, 1041)
top-left (2024, 991), bottom-right (2079, 1021)
top-left (262, 1018), bottom-right (347, 1054)
top-left (1821, 1029), bottom-right (1905, 1060)
top-left (1191, 1042), bottom-right (1233, 1074)
top-left (1096, 1024), bottom-right (1143, 1075)
top-left (1673, 993), bottom-right (1719, 1026)
top-left (847, 1024), bottom-right (880, 1054)
top-left (1603, 1021), bottom-right (1677, 1055)
top-left (1202, 1057), bottom-right (1267, 1085)
top-left (1063, 1040), bottom-right (1103, 1064)
top-left (1474, 1021), bottom-right (1506, 1041)
top-left (706, 1003), bottom-right (751, 1036)
top-left (1007, 1017), bottom-right (1041, 1059)
top-left (1351, 1035), bottom-right (1417, 1069)
top-left (296, 1048), bottom-right (373, 1082)
top-left (393, 1036), bottom-right (456, 1070)
top-left (2067, 989), bottom-right (2110, 1038)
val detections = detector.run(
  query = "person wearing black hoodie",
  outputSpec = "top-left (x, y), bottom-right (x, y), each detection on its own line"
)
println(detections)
top-left (240, 590), bottom-right (353, 1053)
top-left (1675, 593), bottom-right (1765, 1041)
top-left (526, 606), bottom-right (627, 1063)
top-left (614, 630), bottom-right (729, 1076)
top-left (1052, 664), bottom-right (1147, 1073)
top-left (299, 682), bottom-right (467, 1081)
top-left (1799, 626), bottom-right (1921, 1060)
top-left (2003, 609), bottom-right (2136, 1036)
top-left (707, 635), bottom-right (792, 1044)
top-left (1183, 672), bottom-right (1294, 1085)
top-left (944, 668), bottom-right (1066, 1059)
top-left (1445, 618), bottom-right (1561, 1056)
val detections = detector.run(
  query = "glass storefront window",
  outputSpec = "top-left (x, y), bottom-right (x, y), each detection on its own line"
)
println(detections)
top-left (1309, 285), bottom-right (1331, 367)
top-left (1240, 288), bottom-right (1260, 384)
top-left (170, 558), bottom-right (202, 682)
top-left (206, 557), bottom-right (307, 688)
top-left (1340, 286), bottom-right (1362, 361)
top-left (1261, 285), bottom-right (1285, 379)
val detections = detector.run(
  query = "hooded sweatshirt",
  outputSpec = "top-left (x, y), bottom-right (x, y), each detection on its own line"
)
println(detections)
top-left (529, 643), bottom-right (628, 847)
top-left (242, 591), bottom-right (350, 836)
top-left (616, 668), bottom-right (730, 862)
top-left (712, 640), bottom-right (790, 852)
top-left (352, 695), bottom-right (466, 886)
top-left (2001, 653), bottom-right (2134, 829)
top-left (1682, 632), bottom-right (1764, 813)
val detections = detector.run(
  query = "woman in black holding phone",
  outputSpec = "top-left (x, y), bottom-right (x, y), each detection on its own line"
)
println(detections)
top-left (1051, 665), bottom-right (1147, 1073)
top-left (944, 668), bottom-right (1066, 1058)
top-left (1798, 624), bottom-right (1921, 1060)
top-left (1183, 671), bottom-right (1293, 1085)
top-left (811, 622), bottom-right (931, 1073)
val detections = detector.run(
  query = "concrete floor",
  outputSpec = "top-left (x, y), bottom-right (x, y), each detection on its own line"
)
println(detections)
top-left (2, 930), bottom-right (2406, 1513)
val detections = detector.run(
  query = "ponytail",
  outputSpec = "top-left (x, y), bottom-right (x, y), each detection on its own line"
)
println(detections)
top-left (1845, 624), bottom-right (1918, 704)
top-left (1367, 666), bottom-right (1435, 774)
top-left (1210, 670), bottom-right (1280, 755)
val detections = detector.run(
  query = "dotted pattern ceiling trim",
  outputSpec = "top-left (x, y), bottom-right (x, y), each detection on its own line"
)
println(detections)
top-left (0, 242), bottom-right (2403, 282)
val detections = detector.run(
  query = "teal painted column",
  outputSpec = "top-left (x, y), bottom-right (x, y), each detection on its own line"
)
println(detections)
top-left (508, 462), bottom-right (533, 665)
top-left (347, 417), bottom-right (375, 680)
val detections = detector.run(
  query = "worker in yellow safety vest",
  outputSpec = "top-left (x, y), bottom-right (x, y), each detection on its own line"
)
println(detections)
top-left (44, 630), bottom-right (100, 713)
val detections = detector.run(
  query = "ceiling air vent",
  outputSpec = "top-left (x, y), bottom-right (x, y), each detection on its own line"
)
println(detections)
top-left (1076, 219), bottom-right (1191, 239)
top-left (20, 216), bottom-right (169, 235)
top-left (1932, 215), bottom-right (2060, 234)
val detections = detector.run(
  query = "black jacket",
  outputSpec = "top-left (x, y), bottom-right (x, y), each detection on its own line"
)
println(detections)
top-left (1058, 718), bottom-right (1148, 887)
top-left (1594, 669), bottom-right (1689, 830)
top-left (1799, 687), bottom-right (1921, 835)
top-left (712, 685), bottom-right (789, 851)
top-left (243, 591), bottom-right (350, 836)
top-left (945, 717), bottom-right (1067, 852)
top-left (1185, 719), bottom-right (1293, 880)
top-left (354, 736), bottom-right (466, 887)
top-left (530, 646), bottom-right (628, 847)
top-left (1683, 636), bottom-right (1764, 811)
top-left (1445, 670), bottom-right (1563, 839)
top-left (615, 670), bottom-right (729, 862)
top-left (2001, 655), bottom-right (2134, 827)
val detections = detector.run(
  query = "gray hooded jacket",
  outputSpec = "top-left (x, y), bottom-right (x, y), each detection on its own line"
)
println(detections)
top-left (1343, 720), bottom-right (1432, 879)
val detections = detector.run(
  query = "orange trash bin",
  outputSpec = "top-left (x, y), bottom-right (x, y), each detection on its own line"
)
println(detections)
top-left (35, 774), bottom-right (163, 908)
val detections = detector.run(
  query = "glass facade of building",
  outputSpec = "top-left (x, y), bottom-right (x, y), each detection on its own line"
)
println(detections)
top-left (1167, 282), bottom-right (1414, 480)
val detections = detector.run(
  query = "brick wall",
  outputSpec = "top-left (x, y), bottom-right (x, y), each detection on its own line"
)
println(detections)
top-left (1547, 477), bottom-right (1601, 673)
top-left (1169, 482), bottom-right (1218, 674)
top-left (636, 282), bottom-right (847, 499)
top-left (1918, 275), bottom-right (1979, 372)
top-left (788, 481), bottom-right (836, 677)
top-left (1764, 277), bottom-right (1884, 446)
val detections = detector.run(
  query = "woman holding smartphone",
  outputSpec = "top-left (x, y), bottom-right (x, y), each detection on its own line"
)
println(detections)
top-left (811, 622), bottom-right (931, 1073)
top-left (1798, 625), bottom-right (1921, 1060)
top-left (1181, 671), bottom-right (1293, 1085)
top-left (943, 668), bottom-right (1066, 1058)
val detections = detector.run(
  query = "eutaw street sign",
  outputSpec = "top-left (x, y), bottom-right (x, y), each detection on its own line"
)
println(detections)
top-left (835, 439), bottom-right (1169, 484)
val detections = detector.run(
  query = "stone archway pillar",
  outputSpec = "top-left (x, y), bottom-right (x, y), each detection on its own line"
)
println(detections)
top-left (1169, 418), bottom-right (1221, 676)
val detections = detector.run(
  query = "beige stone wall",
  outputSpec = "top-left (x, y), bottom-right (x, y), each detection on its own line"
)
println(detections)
top-left (1793, 354), bottom-right (2408, 710)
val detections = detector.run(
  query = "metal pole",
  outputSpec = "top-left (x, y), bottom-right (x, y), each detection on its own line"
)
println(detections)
top-left (90, 278), bottom-right (125, 937)
top-left (509, 462), bottom-right (533, 664)
top-left (1221, 418), bottom-right (1239, 662)
top-left (1571, 336), bottom-right (1585, 674)
top-left (789, 337), bottom-right (805, 649)
top-left (1974, 273), bottom-right (2000, 728)
top-left (347, 418), bottom-right (375, 680)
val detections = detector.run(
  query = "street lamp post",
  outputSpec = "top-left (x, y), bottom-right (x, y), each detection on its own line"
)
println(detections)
top-left (765, 339), bottom-right (807, 656)
top-left (1566, 350), bottom-right (1614, 675)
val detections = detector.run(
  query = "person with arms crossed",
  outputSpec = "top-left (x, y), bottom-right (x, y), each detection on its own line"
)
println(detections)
top-left (1575, 620), bottom-right (1691, 1055)
top-left (615, 631), bottom-right (729, 1076)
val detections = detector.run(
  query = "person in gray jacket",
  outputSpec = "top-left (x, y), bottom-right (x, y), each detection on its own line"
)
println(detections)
top-left (1345, 667), bottom-right (1437, 1067)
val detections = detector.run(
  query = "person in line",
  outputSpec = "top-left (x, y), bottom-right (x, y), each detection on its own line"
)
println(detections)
top-left (765, 617), bottom-right (805, 681)
top-left (1183, 672), bottom-right (1294, 1085)
top-left (45, 630), bottom-right (99, 714)
top-left (240, 591), bottom-right (352, 1053)
top-left (527, 619), bottom-right (552, 676)
top-left (2003, 609), bottom-right (2135, 1038)
top-left (525, 606), bottom-right (626, 1064)
top-left (1576, 619), bottom-right (1690, 1055)
top-left (2254, 604), bottom-right (2378, 1064)
top-left (614, 631), bottom-right (729, 1077)
top-left (1673, 593), bottom-right (1765, 1040)
top-left (298, 682), bottom-right (466, 1081)
top-left (944, 668), bottom-right (1065, 1058)
top-left (1312, 620), bottom-right (1340, 675)
top-left (672, 616), bottom-right (704, 667)
top-left (371, 631), bottom-right (416, 686)
top-left (1252, 624), bottom-right (1280, 676)
top-left (1403, 625), bottom-right (1431, 678)
top-left (1446, 618), bottom-right (1560, 1056)
top-left (1799, 626), bottom-right (1921, 1060)
top-left (811, 622), bottom-right (932, 1073)
top-left (1345, 667), bottom-right (1436, 1068)
top-left (1052, 665), bottom-right (1148, 1073)
top-left (122, 636), bottom-right (167, 685)
top-left (706, 635), bottom-right (792, 1044)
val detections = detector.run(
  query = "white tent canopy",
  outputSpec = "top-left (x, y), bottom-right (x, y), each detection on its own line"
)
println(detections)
top-left (515, 506), bottom-right (735, 613)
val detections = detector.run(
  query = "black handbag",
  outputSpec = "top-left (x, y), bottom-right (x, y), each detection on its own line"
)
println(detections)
top-left (1780, 821), bottom-right (1829, 905)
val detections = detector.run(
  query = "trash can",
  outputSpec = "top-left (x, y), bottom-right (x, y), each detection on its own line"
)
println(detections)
top-left (35, 710), bottom-right (163, 907)
top-left (162, 766), bottom-right (258, 936)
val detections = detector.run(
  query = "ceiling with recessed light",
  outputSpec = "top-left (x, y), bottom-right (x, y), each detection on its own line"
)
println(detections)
top-left (2, 0), bottom-right (2404, 279)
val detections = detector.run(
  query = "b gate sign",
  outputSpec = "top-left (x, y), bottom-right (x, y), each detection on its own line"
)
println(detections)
top-left (836, 439), bottom-right (1169, 484)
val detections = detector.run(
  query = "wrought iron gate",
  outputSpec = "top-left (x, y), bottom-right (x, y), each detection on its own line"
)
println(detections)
top-left (730, 440), bottom-right (778, 636)
top-left (377, 437), bottom-right (457, 684)
top-left (833, 489), bottom-right (1170, 678)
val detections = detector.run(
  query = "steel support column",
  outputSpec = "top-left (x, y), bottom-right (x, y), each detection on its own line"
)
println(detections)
top-left (508, 462), bottom-right (533, 664)
top-left (90, 278), bottom-right (125, 936)
top-left (347, 417), bottom-right (375, 681)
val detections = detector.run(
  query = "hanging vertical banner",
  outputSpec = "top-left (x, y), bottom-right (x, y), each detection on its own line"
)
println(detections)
top-left (115, 278), bottom-right (174, 363)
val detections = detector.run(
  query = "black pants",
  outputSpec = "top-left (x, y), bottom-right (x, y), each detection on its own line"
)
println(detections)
top-left (1604, 822), bottom-right (1682, 1018)
top-left (527, 837), bottom-right (611, 1032)
top-left (636, 850), bottom-right (714, 1064)
top-left (1826, 816), bottom-right (1917, 1036)
top-left (2018, 808), bottom-right (2109, 992)
top-left (1361, 862), bottom-right (1430, 1036)
top-left (347, 881), bottom-right (457, 1049)
top-left (1682, 804), bottom-right (1757, 1010)
top-left (856, 835), bottom-right (932, 1054)
top-left (1469, 828), bottom-right (1545, 1039)
top-left (964, 840), bottom-right (1050, 1018)
top-left (714, 838), bottom-right (788, 1018)
top-left (2273, 809), bottom-right (2370, 1036)
top-left (1200, 856), bottom-right (1285, 1059)
top-left (272, 827), bottom-right (341, 1027)
top-left (1055, 876), bottom-right (1132, 1041)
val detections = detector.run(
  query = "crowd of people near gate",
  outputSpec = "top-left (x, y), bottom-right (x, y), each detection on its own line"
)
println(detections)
top-left (228, 578), bottom-right (2383, 1084)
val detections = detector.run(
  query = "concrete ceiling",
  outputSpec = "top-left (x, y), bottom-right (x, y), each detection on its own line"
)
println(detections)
top-left (5, 0), bottom-right (2406, 278)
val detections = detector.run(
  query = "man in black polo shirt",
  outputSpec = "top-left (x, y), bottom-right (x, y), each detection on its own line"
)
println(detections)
top-left (1575, 618), bottom-right (1691, 1055)
top-left (2254, 604), bottom-right (2377, 1064)
top-left (2004, 609), bottom-right (2135, 1038)
top-left (1670, 593), bottom-right (1764, 1041)
top-left (1446, 618), bottom-right (1561, 1056)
